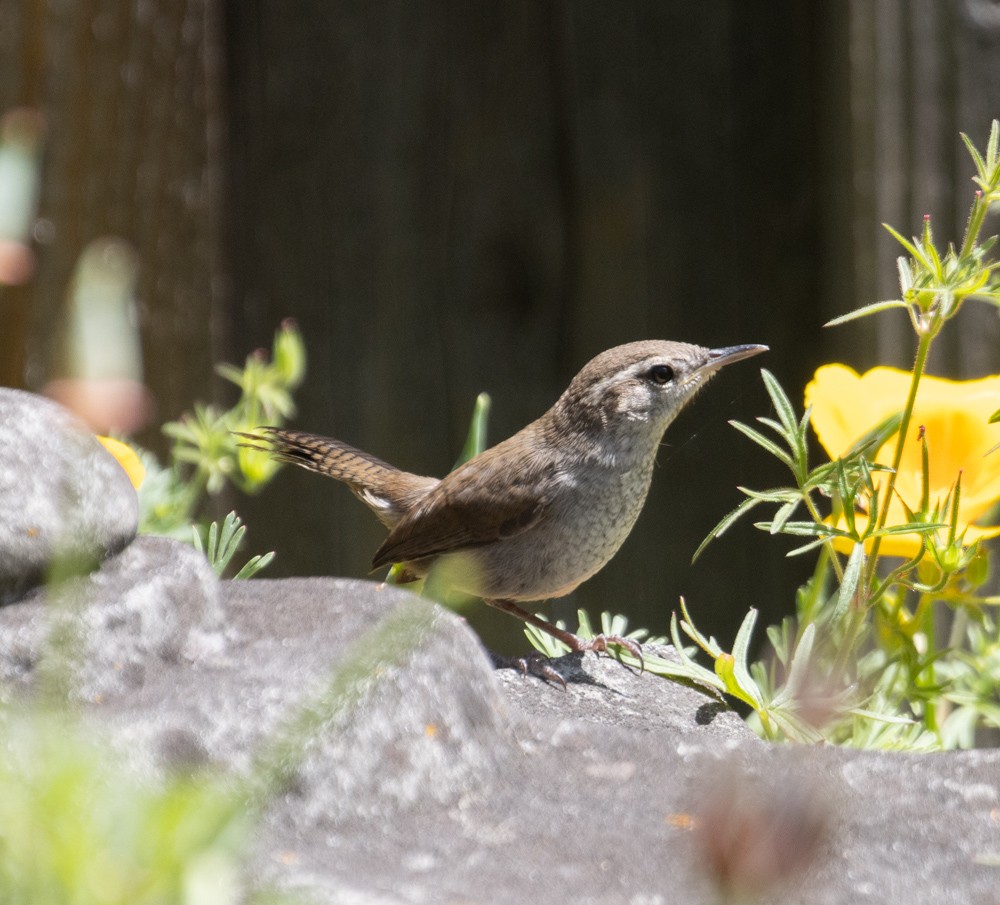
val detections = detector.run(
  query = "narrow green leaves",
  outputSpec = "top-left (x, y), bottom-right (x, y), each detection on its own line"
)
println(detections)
top-left (825, 299), bottom-right (911, 328)
top-left (193, 511), bottom-right (275, 579)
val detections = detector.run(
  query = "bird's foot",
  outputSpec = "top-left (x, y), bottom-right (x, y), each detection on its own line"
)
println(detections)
top-left (489, 650), bottom-right (568, 690)
top-left (482, 599), bottom-right (643, 679)
top-left (568, 632), bottom-right (644, 672)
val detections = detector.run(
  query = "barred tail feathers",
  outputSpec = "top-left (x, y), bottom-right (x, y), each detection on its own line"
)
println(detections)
top-left (236, 428), bottom-right (436, 527)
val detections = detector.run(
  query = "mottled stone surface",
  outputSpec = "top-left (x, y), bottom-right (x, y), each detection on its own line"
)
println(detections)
top-left (0, 537), bottom-right (996, 904)
top-left (0, 388), bottom-right (138, 604)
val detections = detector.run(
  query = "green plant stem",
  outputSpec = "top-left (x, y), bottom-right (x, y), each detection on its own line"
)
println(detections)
top-left (756, 708), bottom-right (778, 741)
top-left (947, 606), bottom-right (969, 650)
top-left (799, 544), bottom-right (833, 625)
top-left (872, 550), bottom-right (930, 602)
top-left (803, 493), bottom-right (845, 583)
top-left (918, 593), bottom-right (940, 738)
top-left (960, 192), bottom-right (989, 259)
top-left (863, 327), bottom-right (936, 590)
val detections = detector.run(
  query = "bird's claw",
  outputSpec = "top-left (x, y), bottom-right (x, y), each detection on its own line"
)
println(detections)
top-left (490, 650), bottom-right (568, 690)
top-left (488, 632), bottom-right (644, 690)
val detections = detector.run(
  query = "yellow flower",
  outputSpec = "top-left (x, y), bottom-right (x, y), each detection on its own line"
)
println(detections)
top-left (96, 436), bottom-right (145, 489)
top-left (805, 364), bottom-right (1000, 556)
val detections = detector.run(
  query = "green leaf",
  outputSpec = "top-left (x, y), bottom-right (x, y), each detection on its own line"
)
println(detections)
top-left (883, 223), bottom-right (934, 272)
top-left (843, 411), bottom-right (902, 459)
top-left (847, 707), bottom-right (915, 726)
top-left (713, 608), bottom-right (765, 710)
top-left (770, 622), bottom-right (816, 708)
top-left (835, 462), bottom-right (857, 536)
top-left (873, 521), bottom-right (948, 537)
top-left (194, 511), bottom-right (274, 579)
top-left (523, 620), bottom-right (570, 658)
top-left (962, 130), bottom-right (989, 183)
top-left (729, 420), bottom-right (794, 468)
top-left (754, 520), bottom-right (847, 538)
top-left (233, 550), bottom-right (276, 579)
top-left (0, 710), bottom-right (249, 905)
top-left (784, 535), bottom-right (834, 557)
top-left (669, 611), bottom-right (695, 662)
top-left (755, 416), bottom-right (786, 435)
top-left (802, 460), bottom-right (840, 489)
top-left (832, 542), bottom-right (865, 621)
top-left (737, 487), bottom-right (802, 504)
top-left (272, 319), bottom-right (306, 389)
top-left (825, 299), bottom-right (911, 327)
top-left (453, 392), bottom-right (491, 469)
top-left (678, 597), bottom-right (721, 657)
top-left (214, 362), bottom-right (245, 387)
top-left (762, 369), bottom-right (810, 476)
top-left (763, 705), bottom-right (828, 744)
top-left (897, 256), bottom-right (915, 295)
top-left (922, 220), bottom-right (944, 279)
top-left (769, 500), bottom-right (801, 535)
top-left (692, 495), bottom-right (764, 562)
top-left (761, 369), bottom-right (800, 443)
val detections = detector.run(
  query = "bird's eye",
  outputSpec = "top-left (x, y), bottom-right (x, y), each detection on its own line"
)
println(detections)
top-left (647, 364), bottom-right (674, 385)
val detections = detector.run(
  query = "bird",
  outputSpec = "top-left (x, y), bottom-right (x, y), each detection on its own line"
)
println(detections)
top-left (238, 340), bottom-right (767, 684)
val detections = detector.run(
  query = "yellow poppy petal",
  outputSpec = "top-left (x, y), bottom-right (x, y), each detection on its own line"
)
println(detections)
top-left (807, 364), bottom-right (1000, 551)
top-left (97, 436), bottom-right (145, 489)
top-left (805, 364), bottom-right (909, 459)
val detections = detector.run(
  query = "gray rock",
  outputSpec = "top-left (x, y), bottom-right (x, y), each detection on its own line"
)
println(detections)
top-left (0, 536), bottom-right (223, 702)
top-left (0, 551), bottom-right (997, 905)
top-left (0, 389), bottom-right (139, 603)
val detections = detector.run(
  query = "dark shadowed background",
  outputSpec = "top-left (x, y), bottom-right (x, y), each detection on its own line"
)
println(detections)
top-left (3, 1), bottom-right (1000, 651)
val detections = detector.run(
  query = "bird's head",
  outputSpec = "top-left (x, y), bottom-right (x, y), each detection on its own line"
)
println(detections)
top-left (552, 340), bottom-right (768, 445)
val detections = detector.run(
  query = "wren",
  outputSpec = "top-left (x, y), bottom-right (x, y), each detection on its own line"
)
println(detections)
top-left (239, 340), bottom-right (767, 683)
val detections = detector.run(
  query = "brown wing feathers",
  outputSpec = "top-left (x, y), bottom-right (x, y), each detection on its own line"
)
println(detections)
top-left (237, 427), bottom-right (550, 568)
top-left (370, 440), bottom-right (550, 569)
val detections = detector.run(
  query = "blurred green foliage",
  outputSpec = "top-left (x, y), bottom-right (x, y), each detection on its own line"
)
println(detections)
top-left (0, 707), bottom-right (249, 905)
top-left (136, 320), bottom-right (305, 576)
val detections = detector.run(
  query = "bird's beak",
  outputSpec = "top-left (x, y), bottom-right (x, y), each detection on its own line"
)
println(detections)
top-left (703, 344), bottom-right (769, 373)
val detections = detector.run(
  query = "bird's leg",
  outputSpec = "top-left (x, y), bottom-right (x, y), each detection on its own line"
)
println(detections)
top-left (485, 598), bottom-right (644, 672)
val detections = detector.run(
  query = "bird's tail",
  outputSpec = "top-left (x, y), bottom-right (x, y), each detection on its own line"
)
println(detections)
top-left (235, 427), bottom-right (437, 528)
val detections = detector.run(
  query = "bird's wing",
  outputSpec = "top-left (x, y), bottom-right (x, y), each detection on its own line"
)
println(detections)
top-left (370, 439), bottom-right (558, 569)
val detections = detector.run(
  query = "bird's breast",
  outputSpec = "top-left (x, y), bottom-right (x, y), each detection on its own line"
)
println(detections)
top-left (459, 458), bottom-right (656, 602)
